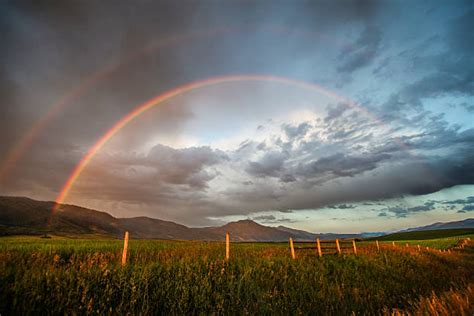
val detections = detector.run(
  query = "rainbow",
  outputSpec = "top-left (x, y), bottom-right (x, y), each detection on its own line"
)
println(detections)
top-left (0, 26), bottom-right (339, 185)
top-left (53, 75), bottom-right (408, 211)
top-left (0, 27), bottom-right (355, 185)
top-left (0, 28), bottom-right (234, 184)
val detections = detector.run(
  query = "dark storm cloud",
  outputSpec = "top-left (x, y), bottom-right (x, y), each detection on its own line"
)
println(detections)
top-left (1, 0), bottom-right (473, 226)
top-left (337, 25), bottom-right (382, 74)
top-left (280, 174), bottom-right (297, 183)
top-left (0, 0), bottom-right (384, 193)
top-left (380, 10), bottom-right (474, 119)
top-left (218, 144), bottom-right (473, 217)
top-left (0, 0), bottom-right (205, 180)
top-left (328, 204), bottom-right (357, 209)
top-left (252, 214), bottom-right (295, 224)
top-left (383, 204), bottom-right (436, 218)
top-left (276, 218), bottom-right (296, 223)
top-left (298, 152), bottom-right (392, 178)
top-left (378, 196), bottom-right (470, 218)
top-left (282, 122), bottom-right (311, 139)
top-left (372, 56), bottom-right (391, 76)
top-left (462, 205), bottom-right (474, 212)
top-left (460, 103), bottom-right (474, 113)
top-left (385, 207), bottom-right (408, 218)
top-left (246, 151), bottom-right (288, 178)
top-left (219, 90), bottom-right (473, 217)
top-left (256, 142), bottom-right (267, 151)
top-left (446, 10), bottom-right (474, 54)
top-left (112, 144), bottom-right (228, 190)
top-left (325, 103), bottom-right (350, 122)
top-left (441, 196), bottom-right (474, 205)
top-left (383, 59), bottom-right (474, 115)
top-left (387, 149), bottom-right (474, 197)
top-left (49, 143), bottom-right (232, 224)
top-left (252, 215), bottom-right (276, 221)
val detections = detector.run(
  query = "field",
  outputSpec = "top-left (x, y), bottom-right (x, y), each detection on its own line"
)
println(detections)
top-left (367, 228), bottom-right (474, 242)
top-left (1, 235), bottom-right (473, 315)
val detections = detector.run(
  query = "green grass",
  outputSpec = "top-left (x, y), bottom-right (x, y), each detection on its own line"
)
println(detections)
top-left (368, 228), bottom-right (474, 241)
top-left (361, 233), bottom-right (473, 250)
top-left (1, 236), bottom-right (473, 315)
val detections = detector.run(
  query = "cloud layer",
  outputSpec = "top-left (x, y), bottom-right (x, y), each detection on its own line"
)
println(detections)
top-left (0, 1), bottom-right (473, 228)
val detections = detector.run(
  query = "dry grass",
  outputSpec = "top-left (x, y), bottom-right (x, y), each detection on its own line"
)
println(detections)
top-left (384, 284), bottom-right (473, 315)
top-left (0, 237), bottom-right (473, 314)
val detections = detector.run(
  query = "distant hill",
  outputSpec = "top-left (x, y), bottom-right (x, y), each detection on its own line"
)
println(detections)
top-left (275, 225), bottom-right (317, 240)
top-left (368, 218), bottom-right (474, 241)
top-left (118, 217), bottom-right (220, 240)
top-left (369, 218), bottom-right (474, 240)
top-left (0, 196), bottom-right (349, 241)
top-left (368, 228), bottom-right (474, 241)
top-left (0, 196), bottom-right (121, 236)
top-left (398, 218), bottom-right (474, 232)
top-left (197, 220), bottom-right (291, 241)
top-left (2, 196), bottom-right (472, 241)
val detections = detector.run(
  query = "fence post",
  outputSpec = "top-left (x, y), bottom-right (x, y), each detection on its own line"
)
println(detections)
top-left (406, 243), bottom-right (409, 248)
top-left (352, 239), bottom-right (357, 255)
top-left (417, 245), bottom-right (421, 251)
top-left (336, 239), bottom-right (341, 255)
top-left (316, 238), bottom-right (322, 257)
top-left (375, 240), bottom-right (380, 251)
top-left (226, 232), bottom-right (230, 261)
top-left (392, 241), bottom-right (396, 248)
top-left (289, 237), bottom-right (296, 259)
top-left (121, 231), bottom-right (129, 266)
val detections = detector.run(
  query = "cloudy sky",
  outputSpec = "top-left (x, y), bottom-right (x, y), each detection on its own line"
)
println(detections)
top-left (1, 0), bottom-right (473, 233)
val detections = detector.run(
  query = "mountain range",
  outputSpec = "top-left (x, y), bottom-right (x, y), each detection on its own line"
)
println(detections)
top-left (0, 196), bottom-right (472, 241)
top-left (398, 218), bottom-right (474, 232)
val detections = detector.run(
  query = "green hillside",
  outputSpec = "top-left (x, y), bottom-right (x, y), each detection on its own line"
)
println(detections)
top-left (368, 228), bottom-right (474, 241)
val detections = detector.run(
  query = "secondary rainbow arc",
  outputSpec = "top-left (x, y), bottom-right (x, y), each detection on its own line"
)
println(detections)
top-left (0, 25), bottom-right (347, 185)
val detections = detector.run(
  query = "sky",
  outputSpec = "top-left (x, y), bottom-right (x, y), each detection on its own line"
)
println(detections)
top-left (0, 0), bottom-right (473, 233)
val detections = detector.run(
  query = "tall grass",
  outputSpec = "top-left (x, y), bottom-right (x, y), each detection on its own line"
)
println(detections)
top-left (1, 238), bottom-right (473, 315)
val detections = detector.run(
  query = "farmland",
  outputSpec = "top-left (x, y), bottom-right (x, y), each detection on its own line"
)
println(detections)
top-left (1, 235), bottom-right (473, 315)
top-left (368, 228), bottom-right (474, 241)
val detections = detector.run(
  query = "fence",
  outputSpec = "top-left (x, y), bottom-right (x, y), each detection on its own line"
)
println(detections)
top-left (289, 237), bottom-right (357, 259)
top-left (120, 232), bottom-right (471, 265)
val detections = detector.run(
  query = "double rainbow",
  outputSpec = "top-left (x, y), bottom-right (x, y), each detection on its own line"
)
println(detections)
top-left (53, 74), bottom-right (404, 211)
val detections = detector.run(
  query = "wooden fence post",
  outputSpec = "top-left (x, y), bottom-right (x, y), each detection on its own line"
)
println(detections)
top-left (121, 231), bottom-right (129, 266)
top-left (352, 240), bottom-right (357, 255)
top-left (336, 239), bottom-right (341, 255)
top-left (406, 243), bottom-right (409, 248)
top-left (226, 232), bottom-right (230, 261)
top-left (417, 245), bottom-right (421, 251)
top-left (316, 238), bottom-right (322, 257)
top-left (289, 237), bottom-right (296, 259)
top-left (392, 241), bottom-right (396, 248)
top-left (375, 240), bottom-right (380, 251)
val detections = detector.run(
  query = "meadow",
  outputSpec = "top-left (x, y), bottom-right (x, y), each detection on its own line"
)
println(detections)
top-left (0, 235), bottom-right (473, 315)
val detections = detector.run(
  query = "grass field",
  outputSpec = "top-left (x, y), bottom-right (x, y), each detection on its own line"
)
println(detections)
top-left (1, 235), bottom-right (473, 315)
top-left (365, 232), bottom-right (474, 250)
top-left (368, 228), bottom-right (474, 241)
